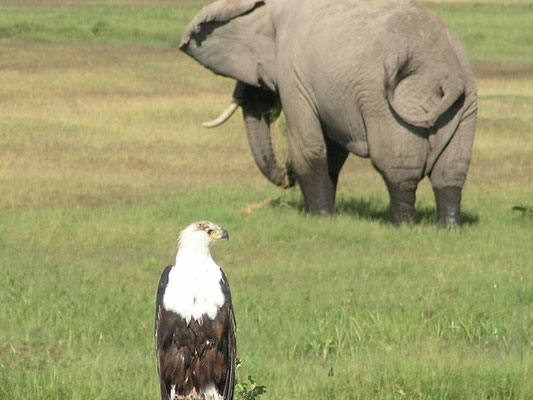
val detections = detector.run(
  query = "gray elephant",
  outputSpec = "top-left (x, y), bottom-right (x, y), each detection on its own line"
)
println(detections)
top-left (180, 0), bottom-right (477, 227)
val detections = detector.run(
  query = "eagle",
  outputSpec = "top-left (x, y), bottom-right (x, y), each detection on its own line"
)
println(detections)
top-left (155, 221), bottom-right (236, 400)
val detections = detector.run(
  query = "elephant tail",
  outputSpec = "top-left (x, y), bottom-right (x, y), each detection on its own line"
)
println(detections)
top-left (385, 63), bottom-right (465, 129)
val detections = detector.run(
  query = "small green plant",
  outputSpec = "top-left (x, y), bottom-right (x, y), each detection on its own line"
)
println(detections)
top-left (235, 359), bottom-right (266, 400)
top-left (512, 205), bottom-right (533, 217)
top-left (235, 375), bottom-right (267, 400)
top-left (91, 20), bottom-right (110, 36)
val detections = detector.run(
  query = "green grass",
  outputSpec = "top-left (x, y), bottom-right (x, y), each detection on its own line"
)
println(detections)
top-left (1, 1), bottom-right (532, 399)
top-left (0, 3), bottom-right (202, 46)
top-left (431, 3), bottom-right (533, 65)
top-left (1, 190), bottom-right (532, 399)
top-left (0, 1), bottom-right (532, 65)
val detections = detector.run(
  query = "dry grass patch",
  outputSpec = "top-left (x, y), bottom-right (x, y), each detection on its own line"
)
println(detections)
top-left (0, 43), bottom-right (269, 211)
top-left (2, 43), bottom-right (532, 213)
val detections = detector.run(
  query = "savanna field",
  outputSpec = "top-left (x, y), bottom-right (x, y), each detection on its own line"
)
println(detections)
top-left (0, 0), bottom-right (532, 399)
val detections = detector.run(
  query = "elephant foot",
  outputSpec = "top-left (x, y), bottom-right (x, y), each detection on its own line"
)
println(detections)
top-left (386, 182), bottom-right (416, 226)
top-left (309, 208), bottom-right (334, 216)
top-left (299, 172), bottom-right (336, 216)
top-left (304, 192), bottom-right (335, 215)
top-left (434, 186), bottom-right (462, 229)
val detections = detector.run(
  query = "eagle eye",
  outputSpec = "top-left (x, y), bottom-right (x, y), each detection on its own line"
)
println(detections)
top-left (207, 229), bottom-right (214, 235)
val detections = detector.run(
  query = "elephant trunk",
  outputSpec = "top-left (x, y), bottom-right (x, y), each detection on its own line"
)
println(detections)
top-left (243, 110), bottom-right (294, 189)
top-left (238, 83), bottom-right (294, 189)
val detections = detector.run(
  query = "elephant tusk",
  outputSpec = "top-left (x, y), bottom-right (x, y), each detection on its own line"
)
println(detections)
top-left (202, 101), bottom-right (240, 128)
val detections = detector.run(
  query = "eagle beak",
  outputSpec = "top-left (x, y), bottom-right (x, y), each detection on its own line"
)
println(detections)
top-left (213, 228), bottom-right (229, 240)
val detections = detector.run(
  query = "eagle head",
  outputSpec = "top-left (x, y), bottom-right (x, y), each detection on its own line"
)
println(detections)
top-left (178, 221), bottom-right (229, 251)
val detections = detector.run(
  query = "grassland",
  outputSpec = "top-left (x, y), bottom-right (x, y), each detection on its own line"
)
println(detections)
top-left (1, 1), bottom-right (532, 399)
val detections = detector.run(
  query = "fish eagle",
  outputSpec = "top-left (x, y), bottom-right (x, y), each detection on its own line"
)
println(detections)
top-left (155, 221), bottom-right (236, 400)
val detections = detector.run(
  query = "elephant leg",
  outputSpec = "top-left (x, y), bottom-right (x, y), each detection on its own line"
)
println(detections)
top-left (281, 99), bottom-right (337, 215)
top-left (433, 186), bottom-right (461, 228)
top-left (298, 171), bottom-right (336, 215)
top-left (429, 103), bottom-right (476, 228)
top-left (294, 143), bottom-right (337, 215)
top-left (385, 180), bottom-right (417, 226)
top-left (365, 113), bottom-right (426, 225)
top-left (325, 136), bottom-right (349, 189)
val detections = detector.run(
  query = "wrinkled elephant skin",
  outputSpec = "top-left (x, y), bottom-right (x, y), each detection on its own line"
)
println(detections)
top-left (180, 0), bottom-right (477, 227)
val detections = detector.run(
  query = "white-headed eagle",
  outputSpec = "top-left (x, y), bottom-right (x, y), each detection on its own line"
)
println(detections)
top-left (155, 221), bottom-right (236, 400)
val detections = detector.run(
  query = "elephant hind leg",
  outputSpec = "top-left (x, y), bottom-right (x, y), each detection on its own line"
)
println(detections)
top-left (433, 186), bottom-right (461, 229)
top-left (364, 109), bottom-right (427, 226)
top-left (385, 180), bottom-right (417, 226)
top-left (429, 101), bottom-right (476, 228)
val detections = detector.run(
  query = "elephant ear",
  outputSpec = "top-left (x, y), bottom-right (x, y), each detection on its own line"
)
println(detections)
top-left (180, 0), bottom-right (274, 89)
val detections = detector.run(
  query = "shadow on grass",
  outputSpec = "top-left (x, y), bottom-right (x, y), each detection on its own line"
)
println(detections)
top-left (269, 196), bottom-right (479, 226)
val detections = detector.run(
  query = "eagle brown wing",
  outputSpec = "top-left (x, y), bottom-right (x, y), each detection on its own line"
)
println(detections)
top-left (220, 270), bottom-right (237, 400)
top-left (155, 265), bottom-right (175, 400)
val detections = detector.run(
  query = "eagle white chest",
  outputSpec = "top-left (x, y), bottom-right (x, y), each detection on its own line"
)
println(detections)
top-left (162, 253), bottom-right (225, 323)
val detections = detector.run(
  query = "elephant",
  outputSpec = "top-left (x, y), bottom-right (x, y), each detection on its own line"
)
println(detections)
top-left (180, 0), bottom-right (477, 227)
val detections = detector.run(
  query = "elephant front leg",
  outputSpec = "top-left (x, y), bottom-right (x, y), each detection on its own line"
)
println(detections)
top-left (298, 169), bottom-right (336, 215)
top-left (282, 96), bottom-right (342, 215)
top-left (295, 139), bottom-right (348, 215)
top-left (385, 181), bottom-right (417, 225)
top-left (433, 186), bottom-right (461, 229)
top-left (288, 133), bottom-right (338, 215)
top-left (294, 140), bottom-right (347, 215)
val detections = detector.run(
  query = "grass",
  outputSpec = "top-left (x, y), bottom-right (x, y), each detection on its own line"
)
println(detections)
top-left (1, 1), bottom-right (532, 399)
top-left (432, 3), bottom-right (533, 65)
top-left (0, 1), bottom-right (532, 65)
top-left (0, 3), bottom-right (202, 46)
